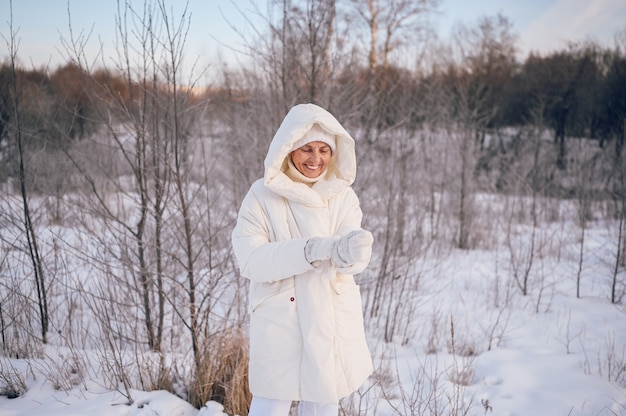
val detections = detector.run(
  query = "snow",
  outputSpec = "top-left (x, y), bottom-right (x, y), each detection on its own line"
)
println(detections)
top-left (1, 213), bottom-right (626, 415)
top-left (0, 388), bottom-right (203, 416)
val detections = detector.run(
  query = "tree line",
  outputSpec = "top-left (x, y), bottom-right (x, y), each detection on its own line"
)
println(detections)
top-left (2, 17), bottom-right (625, 188)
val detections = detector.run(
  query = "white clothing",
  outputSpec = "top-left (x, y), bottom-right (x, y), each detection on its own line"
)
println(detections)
top-left (232, 103), bottom-right (373, 405)
top-left (293, 123), bottom-right (336, 153)
top-left (248, 397), bottom-right (291, 416)
top-left (248, 397), bottom-right (339, 416)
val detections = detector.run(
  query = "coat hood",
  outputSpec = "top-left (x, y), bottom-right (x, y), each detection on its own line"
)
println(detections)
top-left (264, 103), bottom-right (357, 205)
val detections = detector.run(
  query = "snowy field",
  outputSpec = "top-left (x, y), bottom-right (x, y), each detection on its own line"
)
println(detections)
top-left (1, 201), bottom-right (626, 416)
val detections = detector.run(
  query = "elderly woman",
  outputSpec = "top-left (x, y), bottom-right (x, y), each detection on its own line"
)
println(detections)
top-left (232, 103), bottom-right (374, 416)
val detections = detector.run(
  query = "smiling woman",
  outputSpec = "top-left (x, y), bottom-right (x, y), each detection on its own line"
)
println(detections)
top-left (231, 103), bottom-right (375, 416)
top-left (288, 124), bottom-right (336, 180)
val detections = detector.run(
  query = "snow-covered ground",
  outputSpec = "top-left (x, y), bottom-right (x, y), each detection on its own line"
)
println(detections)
top-left (374, 246), bottom-right (626, 416)
top-left (1, 218), bottom-right (625, 416)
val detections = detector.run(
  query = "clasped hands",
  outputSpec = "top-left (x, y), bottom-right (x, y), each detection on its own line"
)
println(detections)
top-left (304, 229), bottom-right (373, 268)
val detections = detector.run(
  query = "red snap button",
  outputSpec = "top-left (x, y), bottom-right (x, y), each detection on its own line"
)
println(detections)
top-left (290, 297), bottom-right (295, 302)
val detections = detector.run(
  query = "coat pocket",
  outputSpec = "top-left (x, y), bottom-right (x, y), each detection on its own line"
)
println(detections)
top-left (249, 285), bottom-right (301, 362)
top-left (332, 278), bottom-right (374, 393)
top-left (249, 278), bottom-right (292, 313)
top-left (333, 280), bottom-right (367, 343)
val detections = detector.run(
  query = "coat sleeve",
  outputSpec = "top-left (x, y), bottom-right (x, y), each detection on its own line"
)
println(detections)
top-left (335, 188), bottom-right (372, 276)
top-left (232, 185), bottom-right (314, 283)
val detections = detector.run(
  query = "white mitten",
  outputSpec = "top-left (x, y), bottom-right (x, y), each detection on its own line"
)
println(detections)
top-left (304, 236), bottom-right (340, 264)
top-left (333, 229), bottom-right (374, 267)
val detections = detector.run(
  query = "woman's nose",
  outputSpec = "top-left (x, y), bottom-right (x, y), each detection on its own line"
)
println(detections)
top-left (308, 151), bottom-right (322, 161)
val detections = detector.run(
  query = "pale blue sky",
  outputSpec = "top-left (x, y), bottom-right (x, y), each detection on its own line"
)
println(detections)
top-left (2, 0), bottom-right (625, 70)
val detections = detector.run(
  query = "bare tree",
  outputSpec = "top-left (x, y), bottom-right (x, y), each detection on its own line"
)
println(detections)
top-left (610, 155), bottom-right (626, 304)
top-left (446, 14), bottom-right (518, 249)
top-left (265, 0), bottom-right (341, 108)
top-left (2, 0), bottom-right (49, 344)
top-left (504, 105), bottom-right (546, 297)
top-left (350, 0), bottom-right (438, 75)
top-left (348, 0), bottom-right (438, 140)
top-left (572, 141), bottom-right (599, 299)
top-left (57, 1), bottom-right (254, 410)
top-left (60, 0), bottom-right (214, 359)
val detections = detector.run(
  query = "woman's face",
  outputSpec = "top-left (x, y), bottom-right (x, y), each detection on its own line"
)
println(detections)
top-left (290, 141), bottom-right (332, 178)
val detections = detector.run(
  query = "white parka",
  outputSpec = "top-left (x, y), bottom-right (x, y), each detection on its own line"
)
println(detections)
top-left (231, 103), bottom-right (373, 405)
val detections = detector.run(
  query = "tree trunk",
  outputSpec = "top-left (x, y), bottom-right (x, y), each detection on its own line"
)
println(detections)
top-left (9, 35), bottom-right (49, 344)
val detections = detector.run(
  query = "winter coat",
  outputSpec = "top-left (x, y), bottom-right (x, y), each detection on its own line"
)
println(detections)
top-left (231, 103), bottom-right (373, 405)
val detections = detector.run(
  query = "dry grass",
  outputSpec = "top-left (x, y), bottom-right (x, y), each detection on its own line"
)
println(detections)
top-left (189, 327), bottom-right (251, 415)
top-left (0, 358), bottom-right (27, 399)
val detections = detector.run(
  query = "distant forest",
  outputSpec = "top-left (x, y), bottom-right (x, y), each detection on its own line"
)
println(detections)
top-left (1, 6), bottom-right (625, 189)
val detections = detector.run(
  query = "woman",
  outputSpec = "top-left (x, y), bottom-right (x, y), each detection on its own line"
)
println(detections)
top-left (232, 103), bottom-right (374, 416)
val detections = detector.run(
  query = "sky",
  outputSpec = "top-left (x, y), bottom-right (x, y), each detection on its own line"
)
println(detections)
top-left (438, 0), bottom-right (626, 50)
top-left (1, 0), bottom-right (626, 71)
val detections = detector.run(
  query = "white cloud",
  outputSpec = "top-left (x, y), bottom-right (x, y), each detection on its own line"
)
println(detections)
top-left (520, 0), bottom-right (626, 54)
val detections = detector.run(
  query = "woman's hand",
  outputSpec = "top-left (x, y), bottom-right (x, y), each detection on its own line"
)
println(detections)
top-left (332, 229), bottom-right (373, 267)
top-left (305, 236), bottom-right (340, 264)
top-left (305, 229), bottom-right (373, 268)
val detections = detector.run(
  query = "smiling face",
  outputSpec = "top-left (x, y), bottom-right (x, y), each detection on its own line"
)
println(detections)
top-left (290, 141), bottom-right (333, 178)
